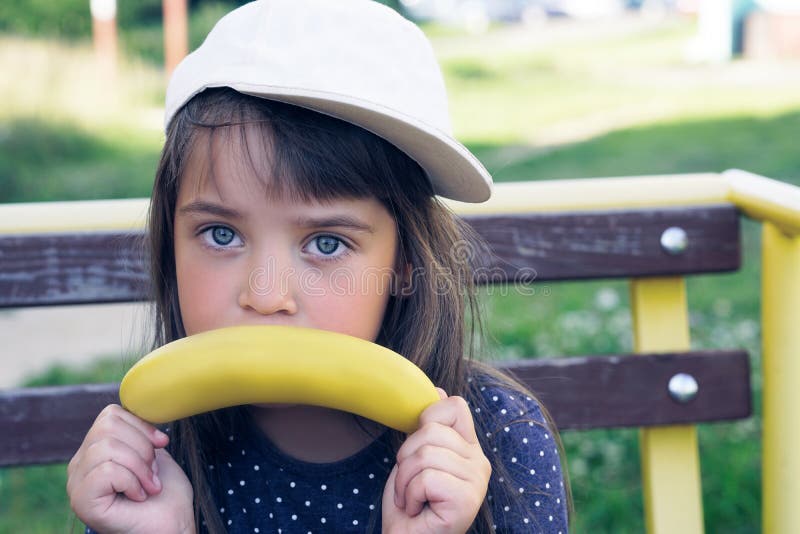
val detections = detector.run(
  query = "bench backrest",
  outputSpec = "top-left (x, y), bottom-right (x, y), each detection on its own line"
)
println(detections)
top-left (0, 201), bottom-right (750, 467)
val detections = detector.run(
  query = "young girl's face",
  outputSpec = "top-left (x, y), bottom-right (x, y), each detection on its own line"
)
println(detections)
top-left (172, 126), bottom-right (400, 343)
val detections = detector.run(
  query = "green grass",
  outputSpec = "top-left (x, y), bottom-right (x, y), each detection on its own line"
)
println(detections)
top-left (0, 118), bottom-right (160, 203)
top-left (0, 357), bottom-right (127, 533)
top-left (479, 111), bottom-right (800, 184)
top-left (1, 463), bottom-right (86, 533)
top-left (3, 11), bottom-right (798, 533)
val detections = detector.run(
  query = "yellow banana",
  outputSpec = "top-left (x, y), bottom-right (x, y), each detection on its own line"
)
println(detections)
top-left (119, 325), bottom-right (440, 433)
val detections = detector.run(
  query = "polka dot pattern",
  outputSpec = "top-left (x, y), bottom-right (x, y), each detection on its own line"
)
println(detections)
top-left (478, 381), bottom-right (569, 533)
top-left (199, 422), bottom-right (392, 533)
top-left (84, 381), bottom-right (568, 534)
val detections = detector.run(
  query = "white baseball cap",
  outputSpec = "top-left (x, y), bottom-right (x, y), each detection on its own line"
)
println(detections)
top-left (164, 0), bottom-right (492, 203)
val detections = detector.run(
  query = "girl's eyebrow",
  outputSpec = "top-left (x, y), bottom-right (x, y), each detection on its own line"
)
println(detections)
top-left (293, 215), bottom-right (375, 234)
top-left (177, 201), bottom-right (374, 233)
top-left (177, 201), bottom-right (243, 220)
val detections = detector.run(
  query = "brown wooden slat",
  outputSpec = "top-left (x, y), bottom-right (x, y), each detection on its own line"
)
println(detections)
top-left (0, 232), bottom-right (149, 307)
top-left (0, 205), bottom-right (740, 308)
top-left (0, 383), bottom-right (120, 466)
top-left (468, 204), bottom-right (740, 284)
top-left (0, 350), bottom-right (750, 467)
top-left (497, 350), bottom-right (751, 430)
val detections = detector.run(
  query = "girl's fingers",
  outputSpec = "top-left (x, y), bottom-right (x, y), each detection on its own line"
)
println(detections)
top-left (393, 445), bottom-right (470, 510)
top-left (418, 394), bottom-right (478, 444)
top-left (397, 394), bottom-right (479, 462)
top-left (76, 408), bottom-right (164, 472)
top-left (83, 416), bottom-right (158, 471)
top-left (81, 459), bottom-right (149, 504)
top-left (392, 391), bottom-right (490, 511)
top-left (403, 468), bottom-right (462, 518)
top-left (69, 404), bottom-right (165, 497)
top-left (81, 437), bottom-right (162, 495)
top-left (396, 422), bottom-right (470, 464)
top-left (95, 404), bottom-right (169, 448)
top-left (383, 400), bottom-right (491, 532)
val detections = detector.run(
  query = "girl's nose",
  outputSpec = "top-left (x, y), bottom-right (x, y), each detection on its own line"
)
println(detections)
top-left (238, 254), bottom-right (299, 316)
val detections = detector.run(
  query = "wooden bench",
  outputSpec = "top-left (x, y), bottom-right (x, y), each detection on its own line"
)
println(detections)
top-left (5, 169), bottom-right (793, 532)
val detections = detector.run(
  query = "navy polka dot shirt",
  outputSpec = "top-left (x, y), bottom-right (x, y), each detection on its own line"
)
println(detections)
top-left (86, 381), bottom-right (568, 533)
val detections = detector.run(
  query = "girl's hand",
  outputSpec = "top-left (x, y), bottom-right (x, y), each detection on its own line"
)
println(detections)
top-left (382, 389), bottom-right (491, 534)
top-left (66, 404), bottom-right (195, 534)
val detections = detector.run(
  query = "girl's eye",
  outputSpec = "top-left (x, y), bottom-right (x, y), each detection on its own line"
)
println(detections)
top-left (316, 236), bottom-right (339, 254)
top-left (200, 225), bottom-right (242, 249)
top-left (306, 235), bottom-right (350, 259)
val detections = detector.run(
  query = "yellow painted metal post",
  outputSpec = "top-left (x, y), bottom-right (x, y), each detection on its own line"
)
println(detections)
top-left (630, 278), bottom-right (704, 534)
top-left (762, 223), bottom-right (800, 533)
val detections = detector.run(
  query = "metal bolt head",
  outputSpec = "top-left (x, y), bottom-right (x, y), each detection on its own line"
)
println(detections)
top-left (660, 226), bottom-right (688, 255)
top-left (668, 373), bottom-right (699, 403)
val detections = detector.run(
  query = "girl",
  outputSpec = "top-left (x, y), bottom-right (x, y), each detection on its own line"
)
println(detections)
top-left (67, 0), bottom-right (570, 532)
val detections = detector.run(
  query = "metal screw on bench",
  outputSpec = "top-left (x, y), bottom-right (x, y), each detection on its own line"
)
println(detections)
top-left (668, 373), bottom-right (699, 403)
top-left (661, 226), bottom-right (688, 255)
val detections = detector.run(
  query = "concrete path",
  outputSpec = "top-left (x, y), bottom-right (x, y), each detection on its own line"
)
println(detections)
top-left (1, 303), bottom-right (150, 388)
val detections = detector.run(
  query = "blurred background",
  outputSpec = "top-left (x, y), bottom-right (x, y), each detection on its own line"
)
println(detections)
top-left (2, 0), bottom-right (799, 531)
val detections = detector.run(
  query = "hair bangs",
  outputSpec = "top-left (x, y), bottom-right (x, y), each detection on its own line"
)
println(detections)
top-left (179, 88), bottom-right (392, 206)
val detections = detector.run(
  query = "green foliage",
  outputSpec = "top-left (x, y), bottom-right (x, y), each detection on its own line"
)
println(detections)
top-left (116, 0), bottom-right (166, 27)
top-left (21, 356), bottom-right (129, 387)
top-left (0, 463), bottom-right (85, 533)
top-left (0, 0), bottom-right (91, 39)
top-left (0, 0), bottom-right (243, 40)
top-left (563, 429), bottom-right (644, 532)
top-left (121, 2), bottom-right (240, 64)
top-left (0, 119), bottom-right (160, 203)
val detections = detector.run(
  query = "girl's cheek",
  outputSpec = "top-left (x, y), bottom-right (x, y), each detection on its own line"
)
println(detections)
top-left (308, 288), bottom-right (391, 342)
top-left (177, 262), bottom-right (233, 334)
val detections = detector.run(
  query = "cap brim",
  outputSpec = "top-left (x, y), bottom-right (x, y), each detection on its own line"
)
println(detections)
top-left (174, 82), bottom-right (492, 203)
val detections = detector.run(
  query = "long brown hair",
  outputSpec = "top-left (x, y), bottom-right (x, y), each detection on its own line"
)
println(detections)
top-left (145, 87), bottom-right (571, 532)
